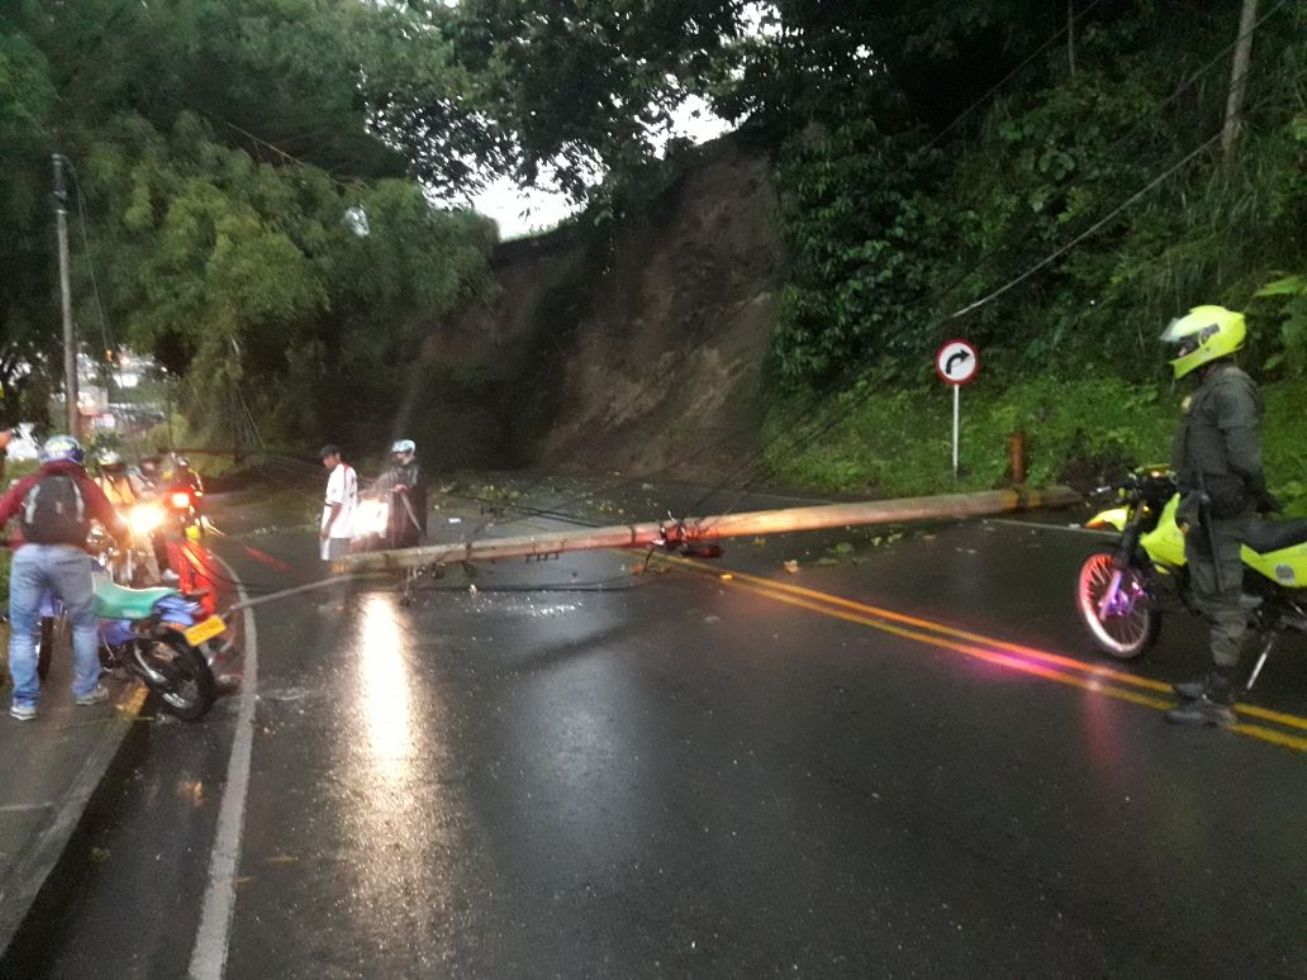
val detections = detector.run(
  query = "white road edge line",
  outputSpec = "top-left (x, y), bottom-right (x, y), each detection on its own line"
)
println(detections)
top-left (189, 553), bottom-right (259, 980)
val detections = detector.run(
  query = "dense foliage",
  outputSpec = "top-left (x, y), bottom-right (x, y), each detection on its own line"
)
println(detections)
top-left (0, 0), bottom-right (498, 449)
top-left (414, 0), bottom-right (1307, 398)
top-left (2, 0), bottom-right (1303, 480)
top-left (755, 1), bottom-right (1307, 389)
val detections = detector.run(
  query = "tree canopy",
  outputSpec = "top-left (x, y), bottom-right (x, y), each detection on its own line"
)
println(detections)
top-left (0, 0), bottom-right (498, 446)
top-left (1, 0), bottom-right (1303, 451)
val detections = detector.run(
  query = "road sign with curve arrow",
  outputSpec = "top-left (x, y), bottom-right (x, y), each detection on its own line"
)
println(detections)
top-left (934, 339), bottom-right (980, 476)
top-left (934, 339), bottom-right (980, 386)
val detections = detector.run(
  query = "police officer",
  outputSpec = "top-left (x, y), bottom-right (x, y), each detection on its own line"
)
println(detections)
top-left (1162, 305), bottom-right (1279, 727)
top-left (374, 439), bottom-right (427, 549)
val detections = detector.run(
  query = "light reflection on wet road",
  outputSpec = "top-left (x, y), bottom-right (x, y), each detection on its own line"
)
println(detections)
top-left (354, 593), bottom-right (418, 783)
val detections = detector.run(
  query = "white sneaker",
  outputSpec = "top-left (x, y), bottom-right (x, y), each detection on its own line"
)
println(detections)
top-left (10, 703), bottom-right (37, 721)
top-left (75, 685), bottom-right (110, 707)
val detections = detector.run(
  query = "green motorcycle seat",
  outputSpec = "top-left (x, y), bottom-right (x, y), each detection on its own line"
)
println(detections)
top-left (93, 581), bottom-right (176, 621)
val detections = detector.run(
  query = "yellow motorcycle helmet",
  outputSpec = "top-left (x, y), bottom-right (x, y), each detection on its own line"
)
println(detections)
top-left (1160, 305), bottom-right (1246, 379)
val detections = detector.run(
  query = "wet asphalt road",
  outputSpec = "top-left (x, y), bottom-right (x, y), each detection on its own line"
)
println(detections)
top-left (6, 484), bottom-right (1305, 978)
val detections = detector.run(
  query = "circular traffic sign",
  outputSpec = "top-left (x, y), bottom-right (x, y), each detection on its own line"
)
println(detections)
top-left (934, 339), bottom-right (980, 386)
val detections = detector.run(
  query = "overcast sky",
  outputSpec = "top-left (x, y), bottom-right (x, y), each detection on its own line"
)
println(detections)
top-left (467, 97), bottom-right (737, 240)
top-left (458, 2), bottom-right (778, 239)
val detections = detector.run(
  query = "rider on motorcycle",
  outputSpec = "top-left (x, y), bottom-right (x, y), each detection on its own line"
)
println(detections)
top-left (95, 449), bottom-right (171, 584)
top-left (95, 450), bottom-right (148, 508)
top-left (1162, 305), bottom-right (1279, 727)
top-left (169, 456), bottom-right (204, 497)
top-left (138, 453), bottom-right (165, 491)
top-left (167, 456), bottom-right (204, 516)
top-left (373, 439), bottom-right (427, 549)
top-left (0, 435), bottom-right (129, 719)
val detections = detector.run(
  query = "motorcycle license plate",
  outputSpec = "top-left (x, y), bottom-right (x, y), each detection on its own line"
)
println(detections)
top-left (184, 616), bottom-right (226, 647)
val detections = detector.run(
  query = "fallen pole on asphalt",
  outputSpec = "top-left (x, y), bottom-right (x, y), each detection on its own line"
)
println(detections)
top-left (344, 485), bottom-right (1082, 573)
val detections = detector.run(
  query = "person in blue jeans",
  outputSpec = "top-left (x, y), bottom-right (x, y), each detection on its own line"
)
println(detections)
top-left (0, 435), bottom-right (129, 721)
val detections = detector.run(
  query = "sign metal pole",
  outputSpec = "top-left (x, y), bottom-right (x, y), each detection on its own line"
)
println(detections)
top-left (935, 339), bottom-right (978, 481)
top-left (952, 384), bottom-right (960, 478)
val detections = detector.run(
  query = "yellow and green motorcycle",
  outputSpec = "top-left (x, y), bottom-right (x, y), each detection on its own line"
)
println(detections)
top-left (1076, 466), bottom-right (1307, 689)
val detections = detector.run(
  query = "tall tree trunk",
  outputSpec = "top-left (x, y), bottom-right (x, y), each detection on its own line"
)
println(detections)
top-left (1067, 0), bottom-right (1077, 79)
top-left (1221, 0), bottom-right (1259, 161)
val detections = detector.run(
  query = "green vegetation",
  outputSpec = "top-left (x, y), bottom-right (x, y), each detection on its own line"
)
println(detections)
top-left (764, 376), bottom-right (1170, 495)
top-left (756, 1), bottom-right (1305, 502)
top-left (2, 1), bottom-right (1303, 496)
top-left (764, 377), bottom-right (1307, 515)
top-left (420, 0), bottom-right (1306, 499)
top-left (1, 0), bottom-right (499, 449)
top-left (765, 3), bottom-right (1307, 391)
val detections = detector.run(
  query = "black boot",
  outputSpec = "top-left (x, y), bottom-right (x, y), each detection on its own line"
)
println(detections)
top-left (1172, 677), bottom-right (1207, 701)
top-left (1166, 668), bottom-right (1238, 728)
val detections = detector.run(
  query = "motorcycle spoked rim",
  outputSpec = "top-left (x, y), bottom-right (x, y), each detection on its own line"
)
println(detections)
top-left (1078, 551), bottom-right (1157, 657)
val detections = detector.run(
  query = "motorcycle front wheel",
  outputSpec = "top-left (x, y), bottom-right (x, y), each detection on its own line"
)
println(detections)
top-left (1076, 546), bottom-right (1161, 660)
top-left (131, 633), bottom-right (216, 721)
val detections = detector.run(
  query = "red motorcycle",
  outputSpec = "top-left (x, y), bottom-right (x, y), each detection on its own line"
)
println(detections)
top-left (165, 486), bottom-right (204, 541)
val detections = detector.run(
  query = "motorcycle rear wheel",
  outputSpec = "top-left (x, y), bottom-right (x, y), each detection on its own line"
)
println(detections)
top-left (1077, 546), bottom-right (1161, 660)
top-left (132, 633), bottom-right (215, 721)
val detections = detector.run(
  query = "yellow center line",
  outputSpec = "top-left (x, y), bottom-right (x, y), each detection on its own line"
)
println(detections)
top-left (648, 554), bottom-right (1307, 753)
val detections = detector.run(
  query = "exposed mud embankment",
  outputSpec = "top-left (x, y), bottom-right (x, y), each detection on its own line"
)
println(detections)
top-left (423, 135), bottom-right (782, 478)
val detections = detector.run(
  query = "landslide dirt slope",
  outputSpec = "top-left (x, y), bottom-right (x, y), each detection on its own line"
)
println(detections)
top-left (430, 134), bottom-right (782, 479)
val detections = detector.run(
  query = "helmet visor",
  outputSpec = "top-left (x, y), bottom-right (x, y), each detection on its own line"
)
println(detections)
top-left (1160, 317), bottom-right (1218, 358)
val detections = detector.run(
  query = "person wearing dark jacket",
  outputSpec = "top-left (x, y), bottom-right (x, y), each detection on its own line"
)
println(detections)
top-left (168, 456), bottom-right (204, 497)
top-left (0, 435), bottom-right (129, 720)
top-left (1161, 306), bottom-right (1278, 728)
top-left (373, 438), bottom-right (427, 549)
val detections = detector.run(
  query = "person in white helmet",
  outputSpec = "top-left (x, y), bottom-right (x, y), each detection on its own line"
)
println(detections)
top-left (374, 438), bottom-right (426, 548)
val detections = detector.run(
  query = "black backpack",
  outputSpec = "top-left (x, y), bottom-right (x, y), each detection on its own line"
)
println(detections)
top-left (21, 473), bottom-right (89, 545)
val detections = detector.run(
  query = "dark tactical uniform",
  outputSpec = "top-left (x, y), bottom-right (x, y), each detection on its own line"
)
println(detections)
top-left (1171, 363), bottom-right (1265, 672)
top-left (375, 460), bottom-right (427, 548)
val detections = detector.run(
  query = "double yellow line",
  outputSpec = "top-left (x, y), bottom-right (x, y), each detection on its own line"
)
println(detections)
top-left (657, 554), bottom-right (1307, 754)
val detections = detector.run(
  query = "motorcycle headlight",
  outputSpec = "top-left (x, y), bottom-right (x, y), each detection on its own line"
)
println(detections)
top-left (353, 499), bottom-right (389, 537)
top-left (129, 503), bottom-right (164, 535)
top-left (170, 492), bottom-right (192, 509)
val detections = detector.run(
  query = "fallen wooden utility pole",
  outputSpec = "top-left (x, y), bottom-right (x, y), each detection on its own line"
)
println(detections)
top-left (345, 486), bottom-right (1082, 573)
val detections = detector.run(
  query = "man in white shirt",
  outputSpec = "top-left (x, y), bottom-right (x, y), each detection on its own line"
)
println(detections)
top-left (319, 444), bottom-right (357, 563)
